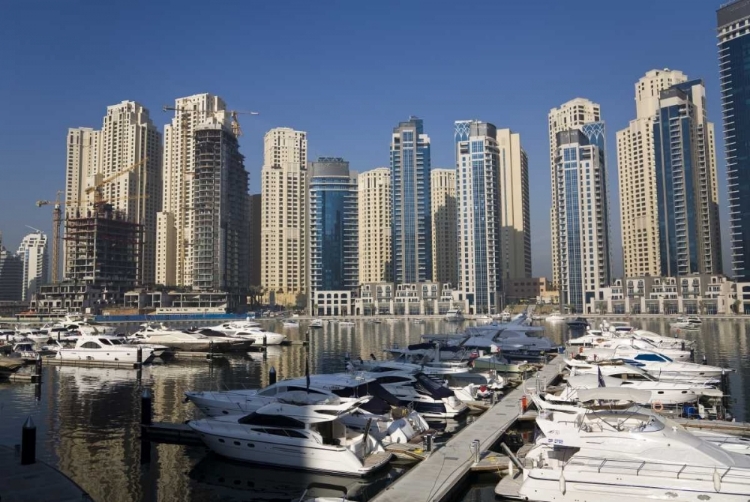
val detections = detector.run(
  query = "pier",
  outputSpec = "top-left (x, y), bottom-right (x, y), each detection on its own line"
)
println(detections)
top-left (371, 354), bottom-right (564, 502)
top-left (0, 445), bottom-right (90, 501)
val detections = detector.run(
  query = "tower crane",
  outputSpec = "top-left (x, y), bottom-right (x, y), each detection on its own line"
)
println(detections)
top-left (36, 190), bottom-right (63, 283)
top-left (84, 157), bottom-right (148, 207)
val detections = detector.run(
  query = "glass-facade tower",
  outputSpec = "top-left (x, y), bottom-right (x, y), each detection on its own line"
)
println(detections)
top-left (718, 1), bottom-right (750, 281)
top-left (390, 117), bottom-right (431, 284)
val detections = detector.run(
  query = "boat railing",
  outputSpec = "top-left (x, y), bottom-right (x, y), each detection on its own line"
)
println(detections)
top-left (562, 455), bottom-right (750, 484)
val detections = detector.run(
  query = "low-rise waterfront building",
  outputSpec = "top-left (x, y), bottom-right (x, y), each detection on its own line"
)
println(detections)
top-left (354, 282), bottom-right (460, 316)
top-left (505, 277), bottom-right (553, 304)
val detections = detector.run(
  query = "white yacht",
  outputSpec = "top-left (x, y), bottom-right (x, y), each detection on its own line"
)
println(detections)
top-left (283, 319), bottom-right (300, 328)
top-left (189, 395), bottom-right (393, 476)
top-left (444, 309), bottom-right (464, 322)
top-left (618, 351), bottom-right (732, 381)
top-left (129, 323), bottom-right (240, 352)
top-left (185, 382), bottom-right (428, 446)
top-left (507, 393), bottom-right (750, 501)
top-left (470, 352), bottom-right (532, 373)
top-left (49, 315), bottom-right (117, 336)
top-left (13, 328), bottom-right (50, 343)
top-left (603, 320), bottom-right (633, 333)
top-left (670, 316), bottom-right (701, 330)
top-left (310, 319), bottom-right (324, 328)
top-left (56, 335), bottom-right (155, 363)
top-left (545, 311), bottom-right (565, 322)
top-left (206, 320), bottom-right (286, 345)
top-left (580, 339), bottom-right (692, 362)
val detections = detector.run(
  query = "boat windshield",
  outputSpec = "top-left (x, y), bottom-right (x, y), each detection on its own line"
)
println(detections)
top-left (99, 339), bottom-right (113, 345)
top-left (238, 412), bottom-right (305, 429)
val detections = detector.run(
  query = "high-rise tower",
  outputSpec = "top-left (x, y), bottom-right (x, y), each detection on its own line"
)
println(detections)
top-left (718, 1), bottom-right (750, 281)
top-left (261, 127), bottom-right (308, 307)
top-left (16, 231), bottom-right (48, 302)
top-left (430, 168), bottom-right (458, 286)
top-left (390, 117), bottom-right (431, 284)
top-left (455, 120), bottom-right (502, 314)
top-left (358, 168), bottom-right (392, 283)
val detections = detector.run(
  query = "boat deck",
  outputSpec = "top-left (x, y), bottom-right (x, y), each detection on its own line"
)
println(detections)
top-left (371, 355), bottom-right (563, 502)
top-left (494, 471), bottom-right (523, 498)
top-left (0, 445), bottom-right (91, 501)
top-left (364, 451), bottom-right (393, 469)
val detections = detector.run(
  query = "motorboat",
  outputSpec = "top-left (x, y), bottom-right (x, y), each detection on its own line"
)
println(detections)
top-left (188, 395), bottom-right (393, 476)
top-left (129, 323), bottom-right (241, 352)
top-left (13, 328), bottom-right (50, 344)
top-left (507, 390), bottom-right (750, 501)
top-left (545, 311), bottom-right (565, 322)
top-left (182, 328), bottom-right (254, 352)
top-left (670, 316), bottom-right (701, 330)
top-left (474, 314), bottom-right (492, 324)
top-left (44, 315), bottom-right (117, 336)
top-left (566, 317), bottom-right (589, 329)
top-left (283, 319), bottom-right (300, 328)
top-left (602, 320), bottom-right (633, 333)
top-left (339, 321), bottom-right (355, 327)
top-left (444, 309), bottom-right (464, 322)
top-left (310, 319), bottom-right (324, 328)
top-left (459, 327), bottom-right (557, 362)
top-left (56, 335), bottom-right (155, 363)
top-left (686, 315), bottom-right (703, 324)
top-left (470, 352), bottom-right (533, 373)
top-left (7, 342), bottom-right (39, 362)
top-left (580, 338), bottom-right (692, 362)
top-left (185, 381), bottom-right (429, 446)
top-left (617, 351), bottom-right (732, 381)
top-left (206, 321), bottom-right (286, 345)
top-left (565, 358), bottom-right (721, 386)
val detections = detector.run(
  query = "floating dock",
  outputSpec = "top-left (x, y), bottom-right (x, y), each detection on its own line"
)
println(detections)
top-left (42, 358), bottom-right (141, 369)
top-left (371, 355), bottom-right (564, 502)
top-left (0, 445), bottom-right (91, 501)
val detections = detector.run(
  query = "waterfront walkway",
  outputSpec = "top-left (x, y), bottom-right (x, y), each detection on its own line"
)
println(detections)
top-left (0, 445), bottom-right (90, 501)
top-left (372, 355), bottom-right (563, 502)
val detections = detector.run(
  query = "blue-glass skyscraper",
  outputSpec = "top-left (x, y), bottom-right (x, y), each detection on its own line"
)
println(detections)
top-left (718, 1), bottom-right (750, 281)
top-left (390, 117), bottom-right (432, 284)
top-left (653, 80), bottom-right (722, 277)
top-left (308, 157), bottom-right (358, 315)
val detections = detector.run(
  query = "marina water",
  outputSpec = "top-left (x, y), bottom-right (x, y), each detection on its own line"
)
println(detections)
top-left (0, 317), bottom-right (747, 501)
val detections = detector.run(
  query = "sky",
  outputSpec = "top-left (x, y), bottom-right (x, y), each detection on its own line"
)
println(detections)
top-left (0, 0), bottom-right (731, 279)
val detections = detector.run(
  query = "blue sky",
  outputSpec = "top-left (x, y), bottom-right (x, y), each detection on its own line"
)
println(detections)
top-left (0, 0), bottom-right (729, 278)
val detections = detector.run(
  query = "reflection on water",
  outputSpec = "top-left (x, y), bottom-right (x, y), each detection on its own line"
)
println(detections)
top-left (0, 318), bottom-right (747, 502)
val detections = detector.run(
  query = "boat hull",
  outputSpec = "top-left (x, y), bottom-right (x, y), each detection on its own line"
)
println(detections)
top-left (56, 347), bottom-right (154, 363)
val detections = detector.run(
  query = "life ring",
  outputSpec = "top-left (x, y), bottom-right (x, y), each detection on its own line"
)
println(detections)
top-left (651, 401), bottom-right (664, 412)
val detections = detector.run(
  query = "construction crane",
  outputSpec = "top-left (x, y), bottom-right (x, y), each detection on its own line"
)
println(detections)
top-left (35, 190), bottom-right (63, 283)
top-left (162, 106), bottom-right (259, 138)
top-left (84, 157), bottom-right (148, 207)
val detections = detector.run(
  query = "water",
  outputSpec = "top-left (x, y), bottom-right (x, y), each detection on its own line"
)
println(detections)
top-left (0, 317), bottom-right (747, 502)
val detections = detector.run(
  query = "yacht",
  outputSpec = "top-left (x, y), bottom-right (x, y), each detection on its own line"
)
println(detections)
top-left (188, 395), bottom-right (393, 476)
top-left (283, 319), bottom-right (300, 328)
top-left (603, 320), bottom-right (633, 333)
top-left (444, 309), bottom-right (464, 322)
top-left (686, 315), bottom-right (703, 324)
top-left (206, 321), bottom-right (286, 345)
top-left (13, 328), bottom-right (50, 343)
top-left (507, 393), bottom-right (750, 501)
top-left (56, 335), bottom-right (155, 363)
top-left (470, 352), bottom-right (532, 373)
top-left (580, 338), bottom-right (692, 362)
top-left (617, 351), bottom-right (732, 381)
top-left (339, 321), bottom-right (355, 327)
top-left (474, 314), bottom-right (492, 324)
top-left (545, 311), bottom-right (565, 322)
top-left (47, 315), bottom-right (117, 336)
top-left (8, 342), bottom-right (39, 362)
top-left (565, 317), bottom-right (589, 329)
top-left (310, 319), bottom-right (324, 328)
top-left (129, 323), bottom-right (241, 352)
top-left (670, 316), bottom-right (701, 330)
top-left (185, 381), bottom-right (428, 446)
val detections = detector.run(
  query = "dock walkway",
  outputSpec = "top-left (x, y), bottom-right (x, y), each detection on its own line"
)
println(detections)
top-left (0, 445), bottom-right (91, 501)
top-left (372, 355), bottom-right (563, 502)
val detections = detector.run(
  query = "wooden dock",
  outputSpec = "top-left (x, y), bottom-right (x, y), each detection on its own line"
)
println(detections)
top-left (42, 358), bottom-right (141, 369)
top-left (371, 355), bottom-right (563, 502)
top-left (142, 422), bottom-right (203, 446)
top-left (0, 445), bottom-right (91, 501)
top-left (0, 372), bottom-right (39, 383)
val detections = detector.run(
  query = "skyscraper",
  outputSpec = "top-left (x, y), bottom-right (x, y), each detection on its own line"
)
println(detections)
top-left (455, 120), bottom-right (502, 314)
top-left (718, 1), bottom-right (750, 281)
top-left (307, 158), bottom-right (358, 315)
top-left (261, 127), bottom-right (308, 307)
top-left (358, 168), bottom-right (392, 283)
top-left (548, 99), bottom-right (601, 289)
top-left (0, 232), bottom-right (23, 302)
top-left (248, 194), bottom-right (262, 286)
top-left (65, 101), bottom-right (161, 284)
top-left (653, 79), bottom-right (722, 276)
top-left (17, 231), bottom-right (48, 302)
top-left (553, 125), bottom-right (612, 313)
top-left (430, 168), bottom-right (458, 286)
top-left (497, 128), bottom-right (532, 282)
top-left (390, 117), bottom-right (431, 284)
top-left (617, 69), bottom-right (688, 277)
top-left (192, 114), bottom-right (250, 293)
top-left (158, 93), bottom-right (226, 287)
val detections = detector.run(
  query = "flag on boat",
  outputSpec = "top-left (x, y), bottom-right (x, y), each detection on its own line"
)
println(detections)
top-left (597, 366), bottom-right (606, 387)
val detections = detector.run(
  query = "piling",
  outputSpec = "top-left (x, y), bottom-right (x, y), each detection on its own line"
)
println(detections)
top-left (702, 355), bottom-right (708, 365)
top-left (471, 439), bottom-right (480, 463)
top-left (136, 346), bottom-right (143, 365)
top-left (141, 388), bottom-right (153, 426)
top-left (34, 353), bottom-right (42, 383)
top-left (423, 433), bottom-right (434, 452)
top-left (21, 416), bottom-right (36, 465)
top-left (269, 366), bottom-right (277, 385)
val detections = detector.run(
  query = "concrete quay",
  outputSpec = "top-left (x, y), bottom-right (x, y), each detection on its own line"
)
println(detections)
top-left (0, 445), bottom-right (91, 501)
top-left (372, 355), bottom-right (564, 502)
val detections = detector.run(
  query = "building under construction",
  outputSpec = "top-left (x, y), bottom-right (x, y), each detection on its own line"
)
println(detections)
top-left (65, 203), bottom-right (142, 293)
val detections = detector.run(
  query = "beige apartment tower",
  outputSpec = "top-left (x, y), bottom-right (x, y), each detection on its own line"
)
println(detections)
top-left (64, 101), bottom-right (162, 285)
top-left (261, 127), bottom-right (308, 307)
top-left (548, 98), bottom-right (601, 288)
top-left (617, 69), bottom-right (688, 277)
top-left (497, 128), bottom-right (531, 281)
top-left (430, 168), bottom-right (457, 286)
top-left (358, 168), bottom-right (392, 284)
top-left (157, 93), bottom-right (227, 287)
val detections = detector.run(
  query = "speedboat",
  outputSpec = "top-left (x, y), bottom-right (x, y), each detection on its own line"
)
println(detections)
top-left (508, 391), bottom-right (750, 501)
top-left (545, 311), bottom-right (565, 322)
top-left (188, 395), bottom-right (393, 476)
top-left (444, 309), bottom-right (464, 322)
top-left (283, 319), bottom-right (300, 328)
top-left (56, 335), bottom-right (155, 363)
top-left (310, 319), bottom-right (324, 328)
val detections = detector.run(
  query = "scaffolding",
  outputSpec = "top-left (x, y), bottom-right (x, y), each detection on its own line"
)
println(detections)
top-left (64, 204), bottom-right (142, 290)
